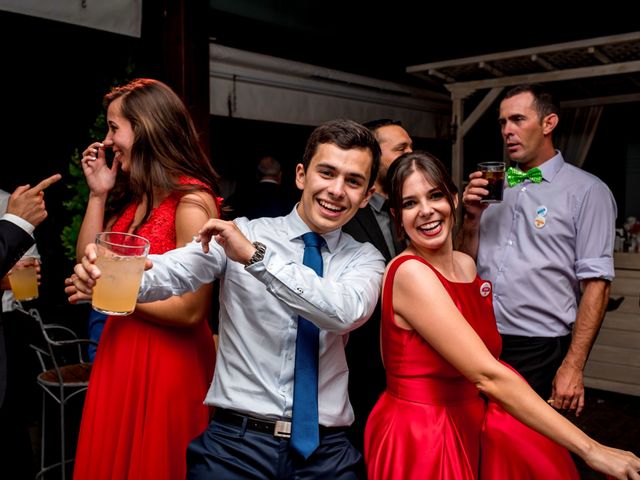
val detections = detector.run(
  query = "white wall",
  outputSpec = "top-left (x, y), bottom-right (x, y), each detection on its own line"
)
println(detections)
top-left (0, 0), bottom-right (141, 37)
top-left (626, 145), bottom-right (640, 219)
top-left (209, 44), bottom-right (450, 139)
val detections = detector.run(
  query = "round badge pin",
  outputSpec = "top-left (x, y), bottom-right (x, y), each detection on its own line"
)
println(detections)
top-left (480, 281), bottom-right (491, 297)
top-left (536, 205), bottom-right (548, 217)
top-left (534, 216), bottom-right (546, 229)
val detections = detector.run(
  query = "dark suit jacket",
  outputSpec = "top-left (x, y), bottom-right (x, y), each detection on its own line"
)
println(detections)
top-left (341, 205), bottom-right (393, 451)
top-left (0, 220), bottom-right (33, 278)
top-left (244, 182), bottom-right (293, 219)
top-left (224, 181), bottom-right (295, 220)
top-left (0, 219), bottom-right (35, 408)
top-left (342, 205), bottom-right (393, 262)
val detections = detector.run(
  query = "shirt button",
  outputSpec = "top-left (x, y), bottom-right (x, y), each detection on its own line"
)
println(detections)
top-left (521, 186), bottom-right (527, 191)
top-left (508, 240), bottom-right (513, 245)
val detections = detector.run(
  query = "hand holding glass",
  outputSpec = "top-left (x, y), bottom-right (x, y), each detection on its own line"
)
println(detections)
top-left (478, 162), bottom-right (506, 203)
top-left (92, 232), bottom-right (150, 316)
top-left (8, 256), bottom-right (39, 301)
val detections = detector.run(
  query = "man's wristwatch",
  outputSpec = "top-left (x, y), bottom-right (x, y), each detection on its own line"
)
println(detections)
top-left (245, 241), bottom-right (266, 267)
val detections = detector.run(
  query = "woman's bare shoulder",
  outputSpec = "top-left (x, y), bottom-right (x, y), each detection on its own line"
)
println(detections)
top-left (453, 250), bottom-right (478, 279)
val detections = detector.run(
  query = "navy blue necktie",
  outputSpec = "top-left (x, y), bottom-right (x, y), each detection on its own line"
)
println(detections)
top-left (291, 231), bottom-right (325, 459)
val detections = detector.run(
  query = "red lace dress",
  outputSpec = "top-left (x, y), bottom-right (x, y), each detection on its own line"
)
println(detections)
top-left (74, 178), bottom-right (216, 480)
top-left (364, 255), bottom-right (578, 480)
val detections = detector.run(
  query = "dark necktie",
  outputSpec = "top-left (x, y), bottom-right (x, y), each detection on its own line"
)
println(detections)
top-left (291, 231), bottom-right (325, 459)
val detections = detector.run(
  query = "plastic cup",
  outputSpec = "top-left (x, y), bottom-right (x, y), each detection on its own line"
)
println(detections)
top-left (8, 256), bottom-right (39, 301)
top-left (478, 162), bottom-right (506, 203)
top-left (92, 232), bottom-right (150, 316)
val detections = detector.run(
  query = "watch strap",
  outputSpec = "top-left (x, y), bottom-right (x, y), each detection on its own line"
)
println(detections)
top-left (245, 241), bottom-right (266, 266)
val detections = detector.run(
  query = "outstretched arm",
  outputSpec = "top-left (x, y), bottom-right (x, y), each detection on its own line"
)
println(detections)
top-left (392, 259), bottom-right (639, 479)
top-left (197, 217), bottom-right (385, 333)
top-left (132, 191), bottom-right (218, 327)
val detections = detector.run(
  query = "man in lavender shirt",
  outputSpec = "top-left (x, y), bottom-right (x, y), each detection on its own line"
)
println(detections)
top-left (457, 84), bottom-right (616, 416)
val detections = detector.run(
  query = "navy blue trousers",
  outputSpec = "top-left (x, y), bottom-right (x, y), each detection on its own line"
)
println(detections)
top-left (186, 418), bottom-right (362, 480)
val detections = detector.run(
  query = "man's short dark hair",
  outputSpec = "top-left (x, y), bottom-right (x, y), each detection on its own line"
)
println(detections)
top-left (362, 118), bottom-right (403, 133)
top-left (257, 156), bottom-right (281, 178)
top-left (503, 84), bottom-right (559, 120)
top-left (302, 119), bottom-right (381, 190)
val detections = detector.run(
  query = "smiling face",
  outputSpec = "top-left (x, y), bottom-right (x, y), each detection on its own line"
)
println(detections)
top-left (400, 170), bottom-right (457, 253)
top-left (104, 97), bottom-right (135, 172)
top-left (295, 143), bottom-right (374, 234)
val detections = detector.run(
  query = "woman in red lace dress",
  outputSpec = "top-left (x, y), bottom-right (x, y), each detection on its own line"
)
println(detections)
top-left (71, 79), bottom-right (220, 480)
top-left (364, 151), bottom-right (640, 479)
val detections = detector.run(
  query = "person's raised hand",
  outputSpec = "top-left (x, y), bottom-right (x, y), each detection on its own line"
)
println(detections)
top-left (196, 218), bottom-right (255, 264)
top-left (7, 173), bottom-right (62, 227)
top-left (81, 141), bottom-right (119, 196)
top-left (461, 171), bottom-right (490, 219)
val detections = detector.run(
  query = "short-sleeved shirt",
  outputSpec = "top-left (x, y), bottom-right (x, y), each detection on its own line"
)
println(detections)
top-left (477, 152), bottom-right (616, 337)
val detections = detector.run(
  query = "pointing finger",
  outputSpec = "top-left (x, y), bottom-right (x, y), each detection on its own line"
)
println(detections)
top-left (30, 173), bottom-right (62, 194)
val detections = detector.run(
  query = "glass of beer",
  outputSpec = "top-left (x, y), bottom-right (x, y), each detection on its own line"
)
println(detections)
top-left (8, 256), bottom-right (39, 301)
top-left (478, 162), bottom-right (506, 203)
top-left (92, 232), bottom-right (150, 316)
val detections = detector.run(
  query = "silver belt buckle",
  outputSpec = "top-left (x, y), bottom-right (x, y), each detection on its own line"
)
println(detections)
top-left (274, 420), bottom-right (292, 438)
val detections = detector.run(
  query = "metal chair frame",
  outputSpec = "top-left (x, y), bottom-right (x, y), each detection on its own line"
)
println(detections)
top-left (14, 302), bottom-right (95, 480)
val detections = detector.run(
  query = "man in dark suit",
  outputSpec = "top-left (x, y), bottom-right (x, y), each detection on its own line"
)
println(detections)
top-left (245, 156), bottom-right (295, 219)
top-left (342, 119), bottom-right (412, 454)
top-left (0, 173), bottom-right (60, 477)
top-left (225, 155), bottom-right (296, 220)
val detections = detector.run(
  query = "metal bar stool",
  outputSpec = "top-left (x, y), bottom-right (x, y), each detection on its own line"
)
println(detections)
top-left (14, 302), bottom-right (95, 480)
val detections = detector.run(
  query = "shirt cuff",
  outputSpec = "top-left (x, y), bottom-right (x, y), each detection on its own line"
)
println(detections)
top-left (1, 213), bottom-right (35, 235)
top-left (575, 257), bottom-right (615, 282)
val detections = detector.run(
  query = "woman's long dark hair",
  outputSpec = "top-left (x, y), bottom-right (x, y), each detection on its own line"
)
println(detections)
top-left (104, 78), bottom-right (220, 229)
top-left (386, 151), bottom-right (458, 242)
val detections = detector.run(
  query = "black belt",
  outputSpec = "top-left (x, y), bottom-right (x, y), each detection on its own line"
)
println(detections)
top-left (213, 408), bottom-right (348, 439)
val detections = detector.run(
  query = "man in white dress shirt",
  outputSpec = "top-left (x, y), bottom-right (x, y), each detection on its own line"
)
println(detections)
top-left (68, 120), bottom-right (385, 479)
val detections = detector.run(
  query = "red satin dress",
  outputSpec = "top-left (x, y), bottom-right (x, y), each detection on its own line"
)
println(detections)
top-left (364, 255), bottom-right (579, 480)
top-left (73, 178), bottom-right (216, 480)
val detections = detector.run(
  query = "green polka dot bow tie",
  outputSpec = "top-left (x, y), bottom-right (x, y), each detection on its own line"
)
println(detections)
top-left (506, 166), bottom-right (543, 187)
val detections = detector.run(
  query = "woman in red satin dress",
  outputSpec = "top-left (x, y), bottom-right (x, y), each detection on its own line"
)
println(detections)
top-left (70, 79), bottom-right (219, 480)
top-left (364, 151), bottom-right (640, 480)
